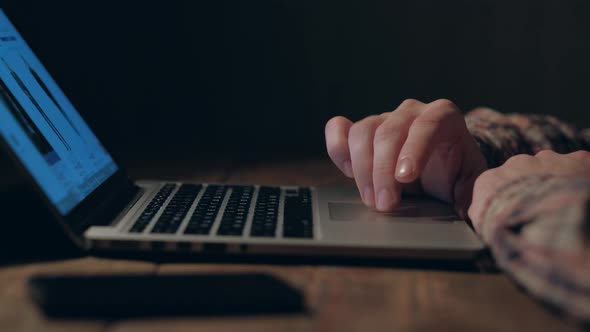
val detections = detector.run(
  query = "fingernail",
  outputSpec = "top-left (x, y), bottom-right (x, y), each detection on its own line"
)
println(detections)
top-left (342, 160), bottom-right (353, 177)
top-left (377, 188), bottom-right (393, 211)
top-left (396, 157), bottom-right (414, 180)
top-left (363, 186), bottom-right (375, 207)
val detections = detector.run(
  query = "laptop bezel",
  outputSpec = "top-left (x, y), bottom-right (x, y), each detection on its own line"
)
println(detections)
top-left (0, 8), bottom-right (140, 248)
top-left (0, 129), bottom-right (139, 248)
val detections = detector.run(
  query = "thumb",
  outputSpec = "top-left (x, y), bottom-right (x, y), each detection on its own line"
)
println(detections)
top-left (454, 144), bottom-right (488, 220)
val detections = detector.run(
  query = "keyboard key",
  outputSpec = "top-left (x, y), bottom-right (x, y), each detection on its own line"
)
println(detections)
top-left (151, 184), bottom-right (202, 234)
top-left (184, 185), bottom-right (228, 235)
top-left (217, 186), bottom-right (254, 236)
top-left (138, 185), bottom-right (315, 240)
top-left (250, 186), bottom-right (280, 237)
top-left (283, 188), bottom-right (314, 238)
top-left (130, 183), bottom-right (176, 233)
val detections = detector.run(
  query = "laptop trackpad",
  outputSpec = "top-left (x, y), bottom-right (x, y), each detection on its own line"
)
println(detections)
top-left (328, 201), bottom-right (458, 223)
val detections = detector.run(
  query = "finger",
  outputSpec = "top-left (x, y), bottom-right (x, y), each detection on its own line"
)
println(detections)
top-left (453, 144), bottom-right (485, 219)
top-left (566, 150), bottom-right (590, 162)
top-left (503, 154), bottom-right (540, 175)
top-left (468, 167), bottom-right (514, 234)
top-left (348, 115), bottom-right (385, 207)
top-left (325, 116), bottom-right (354, 177)
top-left (534, 149), bottom-right (558, 158)
top-left (372, 99), bottom-right (423, 211)
top-left (395, 99), bottom-right (464, 183)
top-left (468, 170), bottom-right (498, 233)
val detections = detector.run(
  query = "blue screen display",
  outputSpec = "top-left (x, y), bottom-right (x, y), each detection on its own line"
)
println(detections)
top-left (0, 10), bottom-right (118, 215)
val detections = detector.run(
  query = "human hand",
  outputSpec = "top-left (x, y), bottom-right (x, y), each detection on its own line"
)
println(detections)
top-left (468, 150), bottom-right (590, 233)
top-left (325, 99), bottom-right (488, 217)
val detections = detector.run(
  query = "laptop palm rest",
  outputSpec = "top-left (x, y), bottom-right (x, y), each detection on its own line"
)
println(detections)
top-left (328, 200), bottom-right (459, 223)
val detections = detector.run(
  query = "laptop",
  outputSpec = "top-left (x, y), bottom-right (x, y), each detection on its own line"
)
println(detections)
top-left (0, 9), bottom-right (483, 260)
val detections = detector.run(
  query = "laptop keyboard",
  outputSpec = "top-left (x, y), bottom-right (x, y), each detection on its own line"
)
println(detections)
top-left (184, 185), bottom-right (228, 235)
top-left (250, 186), bottom-right (281, 237)
top-left (284, 188), bottom-right (313, 238)
top-left (129, 184), bottom-right (314, 239)
top-left (217, 186), bottom-right (255, 236)
top-left (129, 183), bottom-right (175, 233)
top-left (151, 184), bottom-right (201, 234)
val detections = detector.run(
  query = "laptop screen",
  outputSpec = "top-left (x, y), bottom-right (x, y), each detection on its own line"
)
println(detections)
top-left (0, 10), bottom-right (118, 215)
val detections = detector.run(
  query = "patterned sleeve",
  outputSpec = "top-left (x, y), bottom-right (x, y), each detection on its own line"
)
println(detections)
top-left (478, 175), bottom-right (590, 324)
top-left (465, 108), bottom-right (590, 324)
top-left (465, 107), bottom-right (590, 167)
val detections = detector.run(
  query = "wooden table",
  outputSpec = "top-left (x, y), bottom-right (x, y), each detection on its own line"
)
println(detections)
top-left (0, 158), bottom-right (578, 332)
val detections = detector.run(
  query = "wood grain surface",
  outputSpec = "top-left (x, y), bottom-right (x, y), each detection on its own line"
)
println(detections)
top-left (0, 158), bottom-right (578, 332)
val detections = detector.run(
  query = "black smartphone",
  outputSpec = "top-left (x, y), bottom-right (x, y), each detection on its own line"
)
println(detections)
top-left (28, 273), bottom-right (305, 318)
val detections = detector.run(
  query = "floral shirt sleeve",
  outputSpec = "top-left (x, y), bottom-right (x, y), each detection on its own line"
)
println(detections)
top-left (465, 108), bottom-right (590, 324)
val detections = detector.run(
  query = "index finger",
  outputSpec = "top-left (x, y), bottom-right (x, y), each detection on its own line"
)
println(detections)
top-left (395, 99), bottom-right (465, 184)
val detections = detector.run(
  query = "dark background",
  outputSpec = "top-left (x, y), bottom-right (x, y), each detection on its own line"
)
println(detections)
top-left (1, 0), bottom-right (589, 163)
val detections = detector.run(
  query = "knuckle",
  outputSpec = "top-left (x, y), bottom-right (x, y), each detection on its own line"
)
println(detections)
top-left (348, 122), bottom-right (365, 142)
top-left (431, 98), bottom-right (457, 110)
top-left (475, 167), bottom-right (501, 186)
top-left (374, 119), bottom-right (403, 143)
top-left (349, 116), bottom-right (380, 142)
top-left (505, 154), bottom-right (533, 165)
top-left (419, 100), bottom-right (462, 125)
top-left (534, 149), bottom-right (556, 158)
top-left (569, 150), bottom-right (590, 159)
top-left (399, 98), bottom-right (421, 109)
top-left (325, 116), bottom-right (349, 132)
top-left (474, 170), bottom-right (491, 188)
